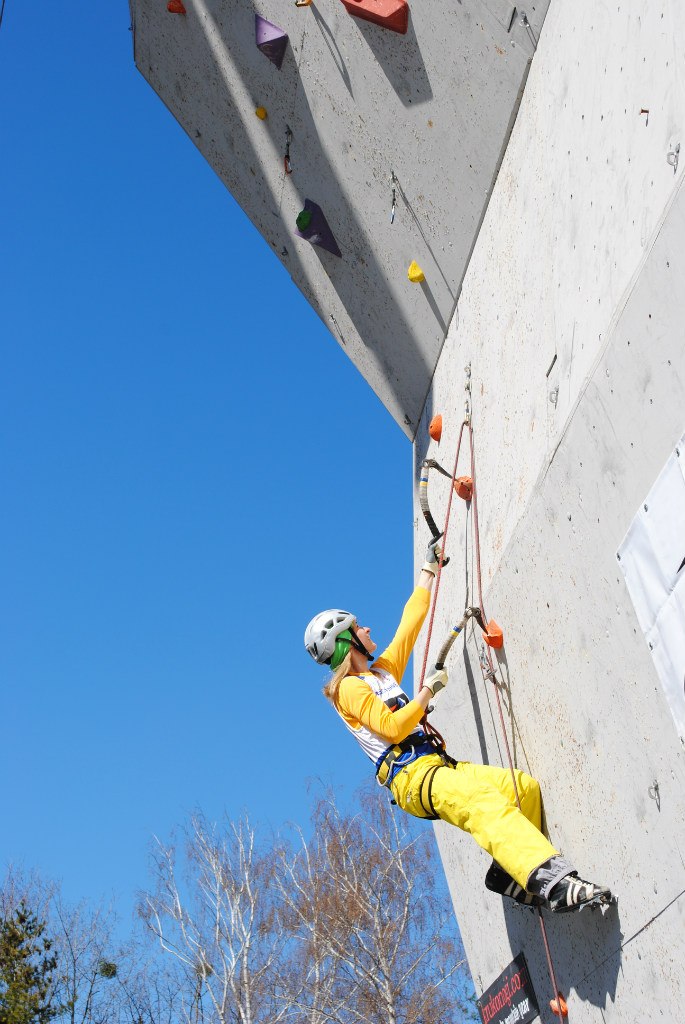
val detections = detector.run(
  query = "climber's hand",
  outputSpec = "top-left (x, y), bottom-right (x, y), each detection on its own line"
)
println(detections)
top-left (423, 536), bottom-right (449, 575)
top-left (424, 665), bottom-right (448, 699)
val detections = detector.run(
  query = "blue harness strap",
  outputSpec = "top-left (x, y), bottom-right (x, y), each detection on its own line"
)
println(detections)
top-left (375, 734), bottom-right (441, 786)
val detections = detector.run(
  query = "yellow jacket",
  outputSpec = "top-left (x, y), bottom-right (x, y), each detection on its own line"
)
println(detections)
top-left (335, 586), bottom-right (430, 765)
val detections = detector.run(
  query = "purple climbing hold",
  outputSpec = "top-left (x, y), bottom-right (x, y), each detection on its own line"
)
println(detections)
top-left (295, 200), bottom-right (342, 258)
top-left (255, 15), bottom-right (289, 70)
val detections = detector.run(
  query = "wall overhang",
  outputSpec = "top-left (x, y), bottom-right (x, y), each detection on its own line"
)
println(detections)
top-left (130, 0), bottom-right (549, 437)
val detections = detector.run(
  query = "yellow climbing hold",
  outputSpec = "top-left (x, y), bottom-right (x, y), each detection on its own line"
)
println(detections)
top-left (255, 106), bottom-right (268, 120)
top-left (407, 260), bottom-right (425, 283)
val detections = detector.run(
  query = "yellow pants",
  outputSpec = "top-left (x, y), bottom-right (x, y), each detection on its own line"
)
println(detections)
top-left (390, 754), bottom-right (558, 889)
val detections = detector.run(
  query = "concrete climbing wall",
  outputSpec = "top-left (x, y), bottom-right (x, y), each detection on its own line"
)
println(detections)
top-left (129, 0), bottom-right (550, 437)
top-left (414, 1), bottom-right (685, 1019)
top-left (131, 0), bottom-right (685, 1018)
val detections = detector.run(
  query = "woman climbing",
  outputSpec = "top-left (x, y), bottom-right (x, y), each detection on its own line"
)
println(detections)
top-left (304, 537), bottom-right (612, 913)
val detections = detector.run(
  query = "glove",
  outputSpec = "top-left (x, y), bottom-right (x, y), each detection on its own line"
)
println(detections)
top-left (422, 536), bottom-right (448, 575)
top-left (424, 665), bottom-right (448, 698)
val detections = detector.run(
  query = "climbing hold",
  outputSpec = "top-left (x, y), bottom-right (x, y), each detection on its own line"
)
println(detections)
top-left (428, 414), bottom-right (442, 442)
top-left (339, 0), bottom-right (409, 35)
top-left (296, 209), bottom-right (312, 231)
top-left (407, 260), bottom-right (425, 283)
top-left (295, 0), bottom-right (313, 6)
top-left (255, 15), bottom-right (289, 70)
top-left (550, 996), bottom-right (568, 1018)
top-left (295, 200), bottom-right (342, 257)
top-left (454, 476), bottom-right (473, 501)
top-left (255, 106), bottom-right (268, 120)
top-left (167, 0), bottom-right (186, 12)
top-left (482, 620), bottom-right (503, 649)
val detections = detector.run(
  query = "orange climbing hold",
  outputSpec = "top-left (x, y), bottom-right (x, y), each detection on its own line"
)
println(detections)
top-left (550, 996), bottom-right (568, 1018)
top-left (340, 0), bottom-right (408, 35)
top-left (482, 619), bottom-right (503, 649)
top-left (454, 476), bottom-right (473, 501)
top-left (429, 414), bottom-right (442, 442)
top-left (167, 0), bottom-right (186, 13)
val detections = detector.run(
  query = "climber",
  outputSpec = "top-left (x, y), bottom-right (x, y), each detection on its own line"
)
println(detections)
top-left (304, 538), bottom-right (612, 913)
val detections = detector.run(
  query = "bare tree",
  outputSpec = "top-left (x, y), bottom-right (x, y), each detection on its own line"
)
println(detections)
top-left (111, 949), bottom-right (182, 1024)
top-left (50, 897), bottom-right (123, 1024)
top-left (0, 866), bottom-right (54, 924)
top-left (272, 827), bottom-right (348, 1024)
top-left (0, 868), bottom-right (178, 1024)
top-left (140, 815), bottom-right (288, 1024)
top-left (276, 792), bottom-right (474, 1024)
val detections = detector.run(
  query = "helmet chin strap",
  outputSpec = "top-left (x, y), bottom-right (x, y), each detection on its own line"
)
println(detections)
top-left (349, 627), bottom-right (374, 661)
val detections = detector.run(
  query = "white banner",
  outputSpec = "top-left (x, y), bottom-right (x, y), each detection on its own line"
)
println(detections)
top-left (617, 434), bottom-right (685, 744)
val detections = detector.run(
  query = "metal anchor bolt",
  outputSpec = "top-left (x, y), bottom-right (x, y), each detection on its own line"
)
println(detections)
top-left (667, 143), bottom-right (680, 174)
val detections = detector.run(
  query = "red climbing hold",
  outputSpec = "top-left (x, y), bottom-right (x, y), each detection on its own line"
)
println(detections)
top-left (167, 0), bottom-right (186, 13)
top-left (454, 476), bottom-right (473, 501)
top-left (429, 414), bottom-right (442, 442)
top-left (550, 996), bottom-right (569, 1018)
top-left (482, 620), bottom-right (503, 649)
top-left (339, 0), bottom-right (409, 35)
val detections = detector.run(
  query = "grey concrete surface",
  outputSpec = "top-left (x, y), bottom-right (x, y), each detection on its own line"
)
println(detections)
top-left (130, 0), bottom-right (550, 435)
top-left (413, 3), bottom-right (685, 1017)
top-left (129, 0), bottom-right (685, 1016)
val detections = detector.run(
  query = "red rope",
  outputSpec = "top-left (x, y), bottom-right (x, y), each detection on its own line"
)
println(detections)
top-left (424, 416), bottom-right (567, 1018)
top-left (418, 420), bottom-right (466, 692)
top-left (469, 427), bottom-right (566, 1015)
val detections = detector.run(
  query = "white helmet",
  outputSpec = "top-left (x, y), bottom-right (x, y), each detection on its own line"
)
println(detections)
top-left (304, 608), bottom-right (355, 665)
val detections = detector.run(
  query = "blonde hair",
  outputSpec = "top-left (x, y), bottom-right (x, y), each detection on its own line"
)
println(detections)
top-left (322, 650), bottom-right (353, 708)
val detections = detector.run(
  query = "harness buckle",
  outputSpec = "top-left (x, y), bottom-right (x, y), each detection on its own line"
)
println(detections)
top-left (376, 742), bottom-right (415, 787)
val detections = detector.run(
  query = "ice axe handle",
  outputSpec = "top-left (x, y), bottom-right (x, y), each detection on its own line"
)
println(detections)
top-left (419, 460), bottom-right (452, 565)
top-left (434, 610), bottom-right (471, 670)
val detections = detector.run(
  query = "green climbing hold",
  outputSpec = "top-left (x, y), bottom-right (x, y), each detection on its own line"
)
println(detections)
top-left (296, 209), bottom-right (313, 231)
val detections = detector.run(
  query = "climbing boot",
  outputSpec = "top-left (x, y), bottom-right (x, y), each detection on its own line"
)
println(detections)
top-left (485, 862), bottom-right (545, 907)
top-left (546, 874), bottom-right (612, 913)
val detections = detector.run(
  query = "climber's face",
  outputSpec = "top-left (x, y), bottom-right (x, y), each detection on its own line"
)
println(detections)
top-left (354, 625), bottom-right (377, 655)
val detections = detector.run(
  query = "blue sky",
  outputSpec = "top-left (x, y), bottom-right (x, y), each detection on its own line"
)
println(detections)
top-left (1, 4), bottom-right (421, 917)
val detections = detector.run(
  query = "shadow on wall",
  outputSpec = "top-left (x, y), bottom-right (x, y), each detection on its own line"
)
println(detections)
top-left (310, 5), bottom-right (354, 99)
top-left (350, 10), bottom-right (433, 106)
top-left (463, 640), bottom-right (495, 765)
top-left (411, 302), bottom-right (462, 488)
top-left (282, 47), bottom-right (439, 431)
top-left (182, 0), bottom-right (438, 435)
top-left (493, 646), bottom-right (536, 776)
top-left (502, 900), bottom-right (622, 1018)
top-left (398, 174), bottom-right (456, 300)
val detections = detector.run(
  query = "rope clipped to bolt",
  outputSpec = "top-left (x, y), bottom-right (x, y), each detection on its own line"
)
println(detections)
top-left (417, 369), bottom-right (568, 1020)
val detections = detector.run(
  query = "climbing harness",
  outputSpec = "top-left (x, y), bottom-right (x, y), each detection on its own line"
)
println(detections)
top-left (376, 734), bottom-right (439, 787)
top-left (376, 733), bottom-right (457, 817)
top-left (284, 125), bottom-right (293, 174)
top-left (417, 365), bottom-right (572, 1020)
